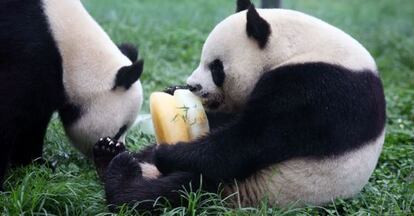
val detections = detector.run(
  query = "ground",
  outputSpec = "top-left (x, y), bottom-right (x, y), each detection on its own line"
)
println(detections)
top-left (1, 0), bottom-right (413, 215)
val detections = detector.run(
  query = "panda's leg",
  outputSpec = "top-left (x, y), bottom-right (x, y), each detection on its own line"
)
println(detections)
top-left (0, 137), bottom-right (13, 190)
top-left (10, 112), bottom-right (52, 167)
top-left (104, 152), bottom-right (215, 213)
top-left (1, 107), bottom-right (51, 188)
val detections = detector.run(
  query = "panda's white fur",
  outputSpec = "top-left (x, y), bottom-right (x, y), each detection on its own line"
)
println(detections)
top-left (139, 162), bottom-right (161, 180)
top-left (187, 8), bottom-right (383, 207)
top-left (188, 9), bottom-right (377, 112)
top-left (43, 0), bottom-right (143, 155)
top-left (224, 131), bottom-right (384, 207)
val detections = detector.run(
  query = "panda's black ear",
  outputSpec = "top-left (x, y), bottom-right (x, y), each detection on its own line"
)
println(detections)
top-left (246, 4), bottom-right (271, 48)
top-left (118, 43), bottom-right (138, 62)
top-left (236, 0), bottom-right (252, 12)
top-left (113, 60), bottom-right (144, 90)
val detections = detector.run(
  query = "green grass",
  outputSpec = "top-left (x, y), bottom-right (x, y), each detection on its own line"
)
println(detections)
top-left (1, 0), bottom-right (414, 215)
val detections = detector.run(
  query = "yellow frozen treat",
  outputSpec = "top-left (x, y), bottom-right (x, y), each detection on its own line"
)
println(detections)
top-left (150, 92), bottom-right (190, 144)
top-left (150, 89), bottom-right (209, 144)
top-left (174, 89), bottom-right (210, 139)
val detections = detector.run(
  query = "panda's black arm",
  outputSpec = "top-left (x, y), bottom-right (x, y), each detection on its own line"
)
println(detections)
top-left (206, 111), bottom-right (238, 130)
top-left (154, 120), bottom-right (263, 182)
top-left (154, 86), bottom-right (279, 182)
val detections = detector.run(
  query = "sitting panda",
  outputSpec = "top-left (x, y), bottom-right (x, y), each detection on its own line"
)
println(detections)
top-left (93, 0), bottom-right (385, 212)
top-left (0, 0), bottom-right (144, 189)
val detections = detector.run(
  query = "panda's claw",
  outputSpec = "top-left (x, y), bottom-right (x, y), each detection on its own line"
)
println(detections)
top-left (163, 85), bottom-right (189, 95)
top-left (93, 136), bottom-right (126, 179)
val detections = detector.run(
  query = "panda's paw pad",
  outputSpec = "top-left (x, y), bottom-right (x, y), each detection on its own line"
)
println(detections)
top-left (94, 137), bottom-right (126, 158)
top-left (108, 152), bottom-right (142, 178)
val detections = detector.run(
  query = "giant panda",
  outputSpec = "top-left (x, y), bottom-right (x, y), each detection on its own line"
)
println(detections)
top-left (93, 0), bottom-right (385, 212)
top-left (0, 0), bottom-right (143, 189)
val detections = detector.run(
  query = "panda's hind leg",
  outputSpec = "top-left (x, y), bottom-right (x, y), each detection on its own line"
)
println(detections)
top-left (131, 144), bottom-right (157, 164)
top-left (10, 113), bottom-right (52, 167)
top-left (104, 151), bottom-right (206, 213)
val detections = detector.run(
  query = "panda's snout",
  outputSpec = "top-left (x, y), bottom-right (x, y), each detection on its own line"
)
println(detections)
top-left (188, 84), bottom-right (202, 92)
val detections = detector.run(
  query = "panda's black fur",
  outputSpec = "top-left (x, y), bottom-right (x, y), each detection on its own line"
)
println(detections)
top-left (94, 1), bottom-right (386, 213)
top-left (0, 0), bottom-right (64, 189)
top-left (209, 59), bottom-right (226, 87)
top-left (245, 4), bottom-right (271, 48)
top-left (0, 0), bottom-right (140, 190)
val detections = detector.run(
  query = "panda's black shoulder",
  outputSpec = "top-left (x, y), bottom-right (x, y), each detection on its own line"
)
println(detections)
top-left (240, 62), bottom-right (385, 158)
top-left (0, 0), bottom-right (62, 67)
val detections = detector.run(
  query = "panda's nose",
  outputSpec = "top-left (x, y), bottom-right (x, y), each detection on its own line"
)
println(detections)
top-left (188, 84), bottom-right (202, 92)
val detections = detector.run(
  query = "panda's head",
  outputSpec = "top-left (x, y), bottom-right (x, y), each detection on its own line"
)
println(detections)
top-left (43, 0), bottom-right (146, 157)
top-left (59, 44), bottom-right (144, 157)
top-left (187, 0), bottom-right (273, 112)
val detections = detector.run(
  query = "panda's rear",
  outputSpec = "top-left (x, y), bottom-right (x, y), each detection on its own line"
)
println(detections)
top-left (224, 131), bottom-right (384, 206)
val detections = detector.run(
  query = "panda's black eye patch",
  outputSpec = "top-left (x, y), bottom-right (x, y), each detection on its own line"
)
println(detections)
top-left (209, 59), bottom-right (225, 87)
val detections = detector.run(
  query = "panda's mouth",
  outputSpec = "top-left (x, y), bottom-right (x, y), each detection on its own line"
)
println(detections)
top-left (205, 100), bottom-right (221, 110)
top-left (201, 93), bottom-right (224, 110)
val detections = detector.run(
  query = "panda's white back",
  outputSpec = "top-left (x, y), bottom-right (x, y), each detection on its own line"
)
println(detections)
top-left (43, 0), bottom-right (134, 101)
top-left (258, 9), bottom-right (377, 72)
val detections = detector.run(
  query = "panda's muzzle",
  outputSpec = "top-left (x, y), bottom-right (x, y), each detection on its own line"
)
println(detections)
top-left (201, 92), bottom-right (210, 98)
top-left (187, 83), bottom-right (223, 110)
top-left (188, 84), bottom-right (202, 92)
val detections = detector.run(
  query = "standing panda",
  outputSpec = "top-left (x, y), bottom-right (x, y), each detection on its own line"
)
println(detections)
top-left (0, 0), bottom-right (144, 189)
top-left (94, 0), bottom-right (385, 212)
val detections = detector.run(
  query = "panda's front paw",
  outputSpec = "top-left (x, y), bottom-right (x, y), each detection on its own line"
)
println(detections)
top-left (163, 85), bottom-right (189, 95)
top-left (107, 152), bottom-right (142, 179)
top-left (154, 144), bottom-right (176, 175)
top-left (94, 137), bottom-right (126, 160)
top-left (93, 137), bottom-right (126, 179)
